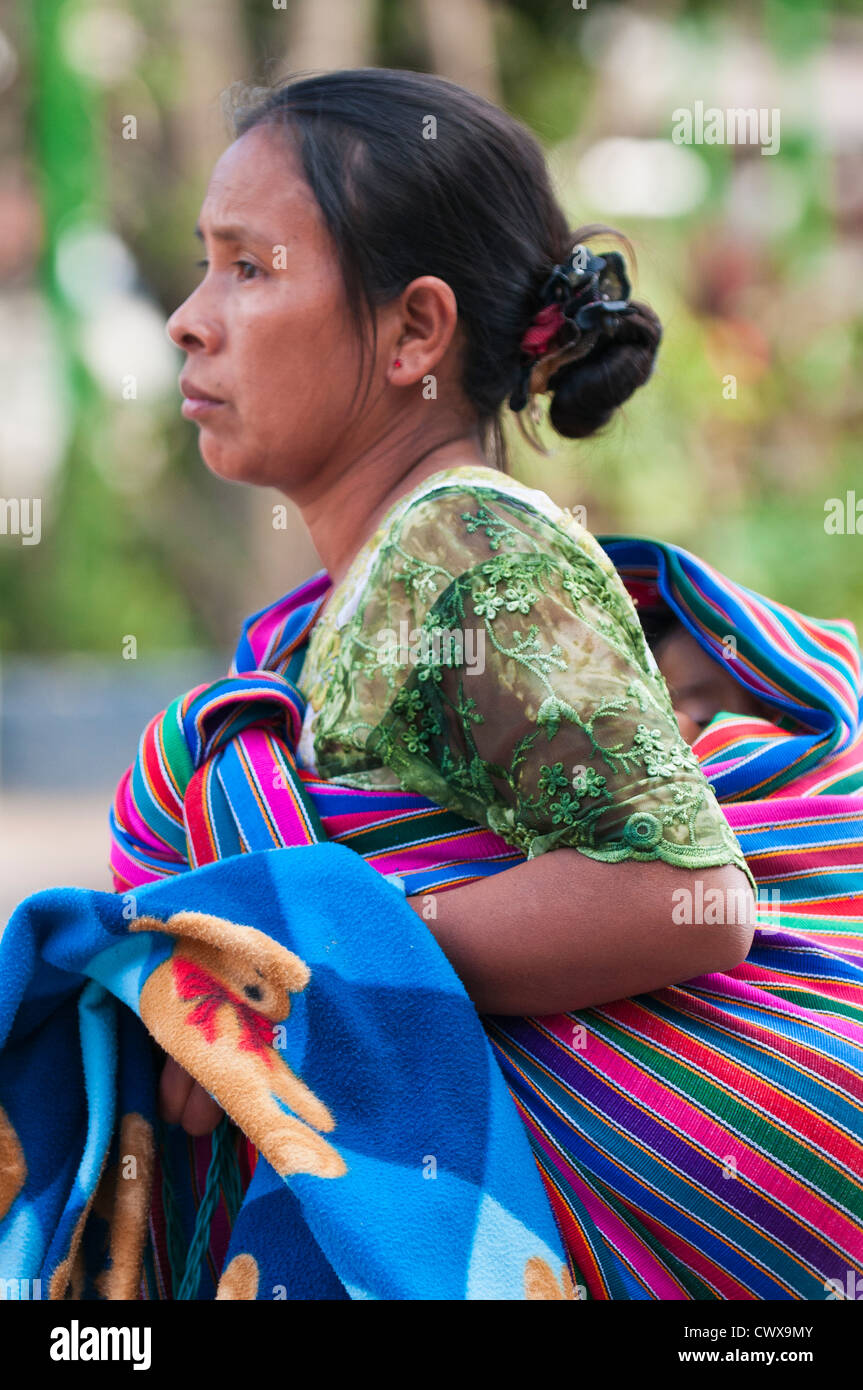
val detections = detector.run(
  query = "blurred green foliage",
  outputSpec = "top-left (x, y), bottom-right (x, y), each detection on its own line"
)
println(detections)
top-left (2, 0), bottom-right (861, 655)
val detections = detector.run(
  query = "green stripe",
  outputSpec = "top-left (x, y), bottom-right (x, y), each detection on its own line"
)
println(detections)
top-left (339, 810), bottom-right (484, 856)
top-left (585, 1008), bottom-right (863, 1214)
top-left (748, 985), bottom-right (863, 1024)
top-left (160, 695), bottom-right (196, 794)
top-left (825, 770), bottom-right (863, 796)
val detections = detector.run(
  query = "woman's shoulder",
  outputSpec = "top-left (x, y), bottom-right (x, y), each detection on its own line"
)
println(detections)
top-left (311, 460), bottom-right (658, 699)
top-left (352, 466), bottom-right (749, 879)
top-left (356, 462), bottom-right (621, 601)
top-left (390, 462), bottom-right (610, 553)
top-left (379, 463), bottom-right (656, 676)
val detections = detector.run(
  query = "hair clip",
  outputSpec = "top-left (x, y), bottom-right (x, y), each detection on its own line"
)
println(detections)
top-left (509, 244), bottom-right (635, 414)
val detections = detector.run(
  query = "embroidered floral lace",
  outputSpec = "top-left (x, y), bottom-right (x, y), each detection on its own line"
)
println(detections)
top-left (297, 466), bottom-right (756, 889)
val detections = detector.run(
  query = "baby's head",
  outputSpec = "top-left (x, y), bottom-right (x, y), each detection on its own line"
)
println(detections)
top-left (640, 610), bottom-right (772, 743)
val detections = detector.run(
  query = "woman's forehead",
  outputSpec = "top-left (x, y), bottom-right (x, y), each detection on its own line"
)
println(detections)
top-left (199, 126), bottom-right (318, 239)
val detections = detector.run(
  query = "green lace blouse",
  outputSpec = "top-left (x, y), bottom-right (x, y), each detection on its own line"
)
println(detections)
top-left (297, 465), bottom-right (756, 890)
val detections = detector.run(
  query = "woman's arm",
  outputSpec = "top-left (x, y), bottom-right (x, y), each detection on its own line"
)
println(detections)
top-left (160, 853), bottom-right (755, 1130)
top-left (408, 852), bottom-right (756, 1016)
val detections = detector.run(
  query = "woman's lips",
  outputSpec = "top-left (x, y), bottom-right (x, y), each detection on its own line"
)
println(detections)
top-left (179, 378), bottom-right (226, 420)
top-left (181, 395), bottom-right (226, 420)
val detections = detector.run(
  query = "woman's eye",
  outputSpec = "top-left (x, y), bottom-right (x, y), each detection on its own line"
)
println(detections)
top-left (193, 258), bottom-right (260, 281)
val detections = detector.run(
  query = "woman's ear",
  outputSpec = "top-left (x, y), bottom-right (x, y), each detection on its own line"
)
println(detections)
top-left (390, 275), bottom-right (460, 385)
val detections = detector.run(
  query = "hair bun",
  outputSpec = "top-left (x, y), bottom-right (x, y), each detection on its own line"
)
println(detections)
top-left (547, 301), bottom-right (662, 440)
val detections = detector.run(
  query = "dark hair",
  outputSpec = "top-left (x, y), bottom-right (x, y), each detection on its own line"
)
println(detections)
top-left (227, 67), bottom-right (662, 466)
top-left (638, 607), bottom-right (680, 653)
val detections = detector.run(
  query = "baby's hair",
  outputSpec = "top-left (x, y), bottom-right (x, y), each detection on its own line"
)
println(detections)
top-left (225, 67), bottom-right (661, 469)
top-left (638, 608), bottom-right (680, 654)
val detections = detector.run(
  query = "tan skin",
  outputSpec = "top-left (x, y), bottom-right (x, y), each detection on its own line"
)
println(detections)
top-left (656, 623), bottom-right (775, 745)
top-left (159, 123), bottom-right (756, 1135)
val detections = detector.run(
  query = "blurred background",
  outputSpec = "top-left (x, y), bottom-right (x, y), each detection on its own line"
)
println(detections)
top-left (1, 0), bottom-right (861, 920)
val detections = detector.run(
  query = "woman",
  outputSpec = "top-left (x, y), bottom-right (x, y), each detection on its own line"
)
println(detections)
top-left (127, 68), bottom-right (862, 1298)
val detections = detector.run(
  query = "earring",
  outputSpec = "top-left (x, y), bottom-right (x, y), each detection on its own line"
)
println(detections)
top-left (393, 358), bottom-right (402, 368)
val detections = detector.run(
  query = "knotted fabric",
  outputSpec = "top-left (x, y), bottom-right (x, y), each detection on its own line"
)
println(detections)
top-left (111, 572), bottom-right (519, 896)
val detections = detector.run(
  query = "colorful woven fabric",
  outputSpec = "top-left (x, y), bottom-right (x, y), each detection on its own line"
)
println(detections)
top-left (107, 540), bottom-right (863, 1300)
top-left (0, 846), bottom-right (570, 1301)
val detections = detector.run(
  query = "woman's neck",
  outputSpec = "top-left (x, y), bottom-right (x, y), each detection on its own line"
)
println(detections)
top-left (297, 429), bottom-right (490, 589)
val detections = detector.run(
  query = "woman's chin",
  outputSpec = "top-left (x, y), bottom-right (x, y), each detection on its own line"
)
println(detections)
top-left (197, 433), bottom-right (266, 486)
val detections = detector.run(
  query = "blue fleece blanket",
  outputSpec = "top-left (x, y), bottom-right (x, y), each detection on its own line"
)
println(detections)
top-left (0, 842), bottom-right (568, 1300)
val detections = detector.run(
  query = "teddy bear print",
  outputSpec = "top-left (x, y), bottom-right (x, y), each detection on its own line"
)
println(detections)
top-left (129, 911), bottom-right (347, 1182)
top-left (93, 1112), bottom-right (155, 1299)
top-left (0, 1103), bottom-right (26, 1223)
top-left (524, 1255), bottom-right (581, 1300)
top-left (216, 1252), bottom-right (259, 1300)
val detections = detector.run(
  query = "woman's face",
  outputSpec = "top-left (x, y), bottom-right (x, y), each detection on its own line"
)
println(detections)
top-left (166, 124), bottom-right (369, 493)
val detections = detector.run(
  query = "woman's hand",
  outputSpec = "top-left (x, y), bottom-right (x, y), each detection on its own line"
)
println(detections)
top-left (159, 1055), bottom-right (224, 1135)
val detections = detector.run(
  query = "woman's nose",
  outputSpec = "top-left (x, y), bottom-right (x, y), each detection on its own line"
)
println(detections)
top-left (166, 289), bottom-right (222, 353)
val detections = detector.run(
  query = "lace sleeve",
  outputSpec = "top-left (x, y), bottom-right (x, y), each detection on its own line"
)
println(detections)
top-left (356, 486), bottom-right (756, 890)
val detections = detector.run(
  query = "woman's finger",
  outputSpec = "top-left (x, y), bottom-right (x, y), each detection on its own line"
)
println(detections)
top-left (158, 1055), bottom-right (196, 1124)
top-left (181, 1081), bottom-right (225, 1136)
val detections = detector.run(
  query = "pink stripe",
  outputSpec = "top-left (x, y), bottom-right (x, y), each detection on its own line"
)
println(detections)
top-left (299, 778), bottom-right (423, 809)
top-left (245, 574), bottom-right (330, 666)
top-left (319, 812), bottom-right (384, 837)
top-left (240, 729), bottom-right (316, 845)
top-left (110, 843), bottom-right (167, 889)
top-left (117, 768), bottom-right (167, 846)
top-left (314, 803), bottom-right (436, 828)
top-left (723, 797), bottom-right (862, 830)
top-left (785, 903), bottom-right (863, 925)
top-left (387, 836), bottom-right (513, 868)
top-left (522, 1111), bottom-right (690, 1298)
top-left (541, 1010), bottom-right (863, 1254)
top-left (729, 958), bottom-right (863, 1023)
top-left (322, 814), bottom-right (512, 860)
top-left (749, 844), bottom-right (863, 876)
top-left (707, 962), bottom-right (863, 1047)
